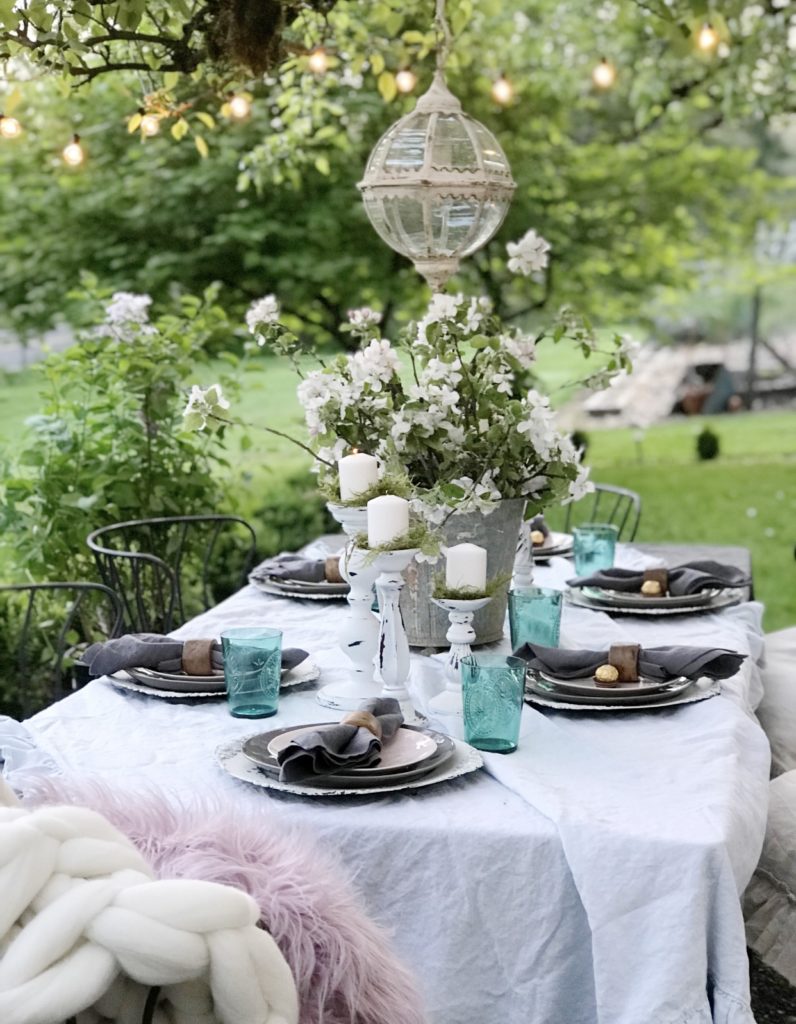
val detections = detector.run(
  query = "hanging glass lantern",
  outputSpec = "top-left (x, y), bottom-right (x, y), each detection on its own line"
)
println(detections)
top-left (358, 70), bottom-right (516, 291)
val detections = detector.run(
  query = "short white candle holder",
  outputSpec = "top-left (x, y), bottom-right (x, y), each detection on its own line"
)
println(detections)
top-left (427, 595), bottom-right (493, 739)
top-left (316, 503), bottom-right (381, 712)
top-left (513, 519), bottom-right (535, 589)
top-left (372, 548), bottom-right (424, 725)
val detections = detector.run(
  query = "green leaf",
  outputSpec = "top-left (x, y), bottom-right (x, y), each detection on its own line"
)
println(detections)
top-left (370, 53), bottom-right (385, 76)
top-left (194, 135), bottom-right (209, 159)
top-left (171, 118), bottom-right (189, 141)
top-left (163, 71), bottom-right (180, 91)
top-left (195, 111), bottom-right (216, 130)
top-left (313, 154), bottom-right (330, 176)
top-left (377, 71), bottom-right (397, 103)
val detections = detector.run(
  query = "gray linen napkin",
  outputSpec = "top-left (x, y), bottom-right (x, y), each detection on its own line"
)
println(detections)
top-left (81, 634), bottom-right (308, 678)
top-left (514, 642), bottom-right (746, 682)
top-left (277, 698), bottom-right (404, 784)
top-left (568, 559), bottom-right (750, 596)
top-left (250, 554), bottom-right (327, 583)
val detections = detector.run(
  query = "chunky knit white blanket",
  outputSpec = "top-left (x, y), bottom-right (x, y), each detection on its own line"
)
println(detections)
top-left (0, 778), bottom-right (298, 1024)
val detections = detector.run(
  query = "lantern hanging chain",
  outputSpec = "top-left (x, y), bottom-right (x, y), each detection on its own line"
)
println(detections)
top-left (434, 0), bottom-right (453, 72)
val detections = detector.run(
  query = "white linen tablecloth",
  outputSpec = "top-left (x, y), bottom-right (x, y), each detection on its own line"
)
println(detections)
top-left (2, 545), bottom-right (770, 1024)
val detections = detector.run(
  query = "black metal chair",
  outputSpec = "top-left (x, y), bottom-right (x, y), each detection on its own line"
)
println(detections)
top-left (0, 582), bottom-right (123, 718)
top-left (559, 482), bottom-right (642, 541)
top-left (86, 515), bottom-right (257, 634)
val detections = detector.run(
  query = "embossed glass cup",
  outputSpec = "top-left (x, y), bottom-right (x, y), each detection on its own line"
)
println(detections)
top-left (221, 627), bottom-right (282, 718)
top-left (572, 523), bottom-right (619, 576)
top-left (461, 654), bottom-right (526, 754)
top-left (508, 587), bottom-right (563, 649)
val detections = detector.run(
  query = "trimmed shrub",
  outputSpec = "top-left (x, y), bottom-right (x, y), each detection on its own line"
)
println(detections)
top-left (696, 426), bottom-right (720, 461)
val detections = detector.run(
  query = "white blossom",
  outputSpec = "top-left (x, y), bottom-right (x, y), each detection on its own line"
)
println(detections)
top-left (506, 229), bottom-right (551, 276)
top-left (297, 371), bottom-right (354, 437)
top-left (501, 330), bottom-right (537, 364)
top-left (516, 389), bottom-right (561, 462)
top-left (491, 369), bottom-right (513, 395)
top-left (246, 295), bottom-right (280, 341)
top-left (464, 296), bottom-right (492, 333)
top-left (347, 307), bottom-right (382, 328)
top-left (313, 438), bottom-right (348, 472)
top-left (563, 464), bottom-right (594, 504)
top-left (105, 291), bottom-right (152, 326)
top-left (347, 339), bottom-right (400, 392)
top-left (409, 498), bottom-right (451, 526)
top-left (521, 474), bottom-right (548, 497)
top-left (182, 384), bottom-right (230, 431)
top-left (422, 357), bottom-right (462, 385)
top-left (416, 292), bottom-right (462, 343)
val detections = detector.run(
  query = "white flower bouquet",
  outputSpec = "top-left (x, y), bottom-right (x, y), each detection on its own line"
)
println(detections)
top-left (243, 231), bottom-right (634, 525)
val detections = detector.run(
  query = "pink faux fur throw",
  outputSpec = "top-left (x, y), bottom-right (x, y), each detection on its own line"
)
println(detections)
top-left (27, 778), bottom-right (427, 1024)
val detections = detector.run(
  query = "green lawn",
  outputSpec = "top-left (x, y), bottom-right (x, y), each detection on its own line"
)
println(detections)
top-left (1, 358), bottom-right (794, 630)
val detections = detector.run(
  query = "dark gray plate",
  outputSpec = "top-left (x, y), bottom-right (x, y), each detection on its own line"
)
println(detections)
top-left (242, 724), bottom-right (455, 788)
top-left (528, 674), bottom-right (696, 706)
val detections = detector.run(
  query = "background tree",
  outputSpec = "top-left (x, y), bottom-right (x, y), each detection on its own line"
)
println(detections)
top-left (0, 0), bottom-right (794, 342)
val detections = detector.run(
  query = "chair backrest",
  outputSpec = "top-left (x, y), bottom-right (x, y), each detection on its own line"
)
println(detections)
top-left (86, 515), bottom-right (257, 633)
top-left (559, 483), bottom-right (642, 541)
top-left (0, 582), bottom-right (123, 718)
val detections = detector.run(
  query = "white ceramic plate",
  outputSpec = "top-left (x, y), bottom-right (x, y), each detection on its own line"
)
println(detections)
top-left (107, 658), bottom-right (321, 700)
top-left (265, 724), bottom-right (439, 772)
top-left (537, 669), bottom-right (687, 698)
top-left (565, 588), bottom-right (742, 617)
top-left (215, 736), bottom-right (483, 797)
top-left (581, 586), bottom-right (721, 610)
top-left (525, 679), bottom-right (720, 712)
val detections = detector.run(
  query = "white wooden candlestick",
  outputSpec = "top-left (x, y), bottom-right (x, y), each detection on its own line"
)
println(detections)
top-left (372, 548), bottom-right (424, 725)
top-left (317, 503), bottom-right (381, 711)
top-left (513, 518), bottom-right (535, 589)
top-left (427, 596), bottom-right (492, 739)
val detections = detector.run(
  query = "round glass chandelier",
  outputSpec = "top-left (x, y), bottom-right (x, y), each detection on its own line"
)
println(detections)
top-left (358, 3), bottom-right (516, 291)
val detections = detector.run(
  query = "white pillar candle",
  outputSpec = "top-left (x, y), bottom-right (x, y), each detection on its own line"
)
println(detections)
top-left (367, 495), bottom-right (409, 548)
top-left (338, 452), bottom-right (379, 501)
top-left (445, 543), bottom-right (487, 592)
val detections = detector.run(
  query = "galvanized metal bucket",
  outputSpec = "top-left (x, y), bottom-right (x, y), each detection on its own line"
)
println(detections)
top-left (400, 498), bottom-right (524, 648)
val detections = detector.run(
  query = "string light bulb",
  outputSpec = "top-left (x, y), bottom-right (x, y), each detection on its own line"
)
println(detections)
top-left (227, 93), bottom-right (251, 120)
top-left (140, 113), bottom-right (160, 137)
top-left (592, 57), bottom-right (617, 89)
top-left (395, 68), bottom-right (418, 94)
top-left (62, 134), bottom-right (85, 167)
top-left (308, 46), bottom-right (329, 75)
top-left (0, 114), bottom-right (22, 139)
top-left (697, 22), bottom-right (719, 52)
top-left (491, 73), bottom-right (515, 106)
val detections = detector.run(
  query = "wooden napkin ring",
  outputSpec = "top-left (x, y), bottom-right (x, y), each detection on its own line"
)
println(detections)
top-left (325, 555), bottom-right (344, 584)
top-left (341, 711), bottom-right (383, 740)
top-left (608, 643), bottom-right (641, 682)
top-left (182, 639), bottom-right (215, 677)
top-left (642, 568), bottom-right (669, 596)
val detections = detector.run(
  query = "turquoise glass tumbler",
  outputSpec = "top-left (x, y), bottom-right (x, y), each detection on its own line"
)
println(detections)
top-left (572, 523), bottom-right (619, 576)
top-left (508, 587), bottom-right (562, 649)
top-left (221, 627), bottom-right (282, 719)
top-left (461, 654), bottom-right (526, 754)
